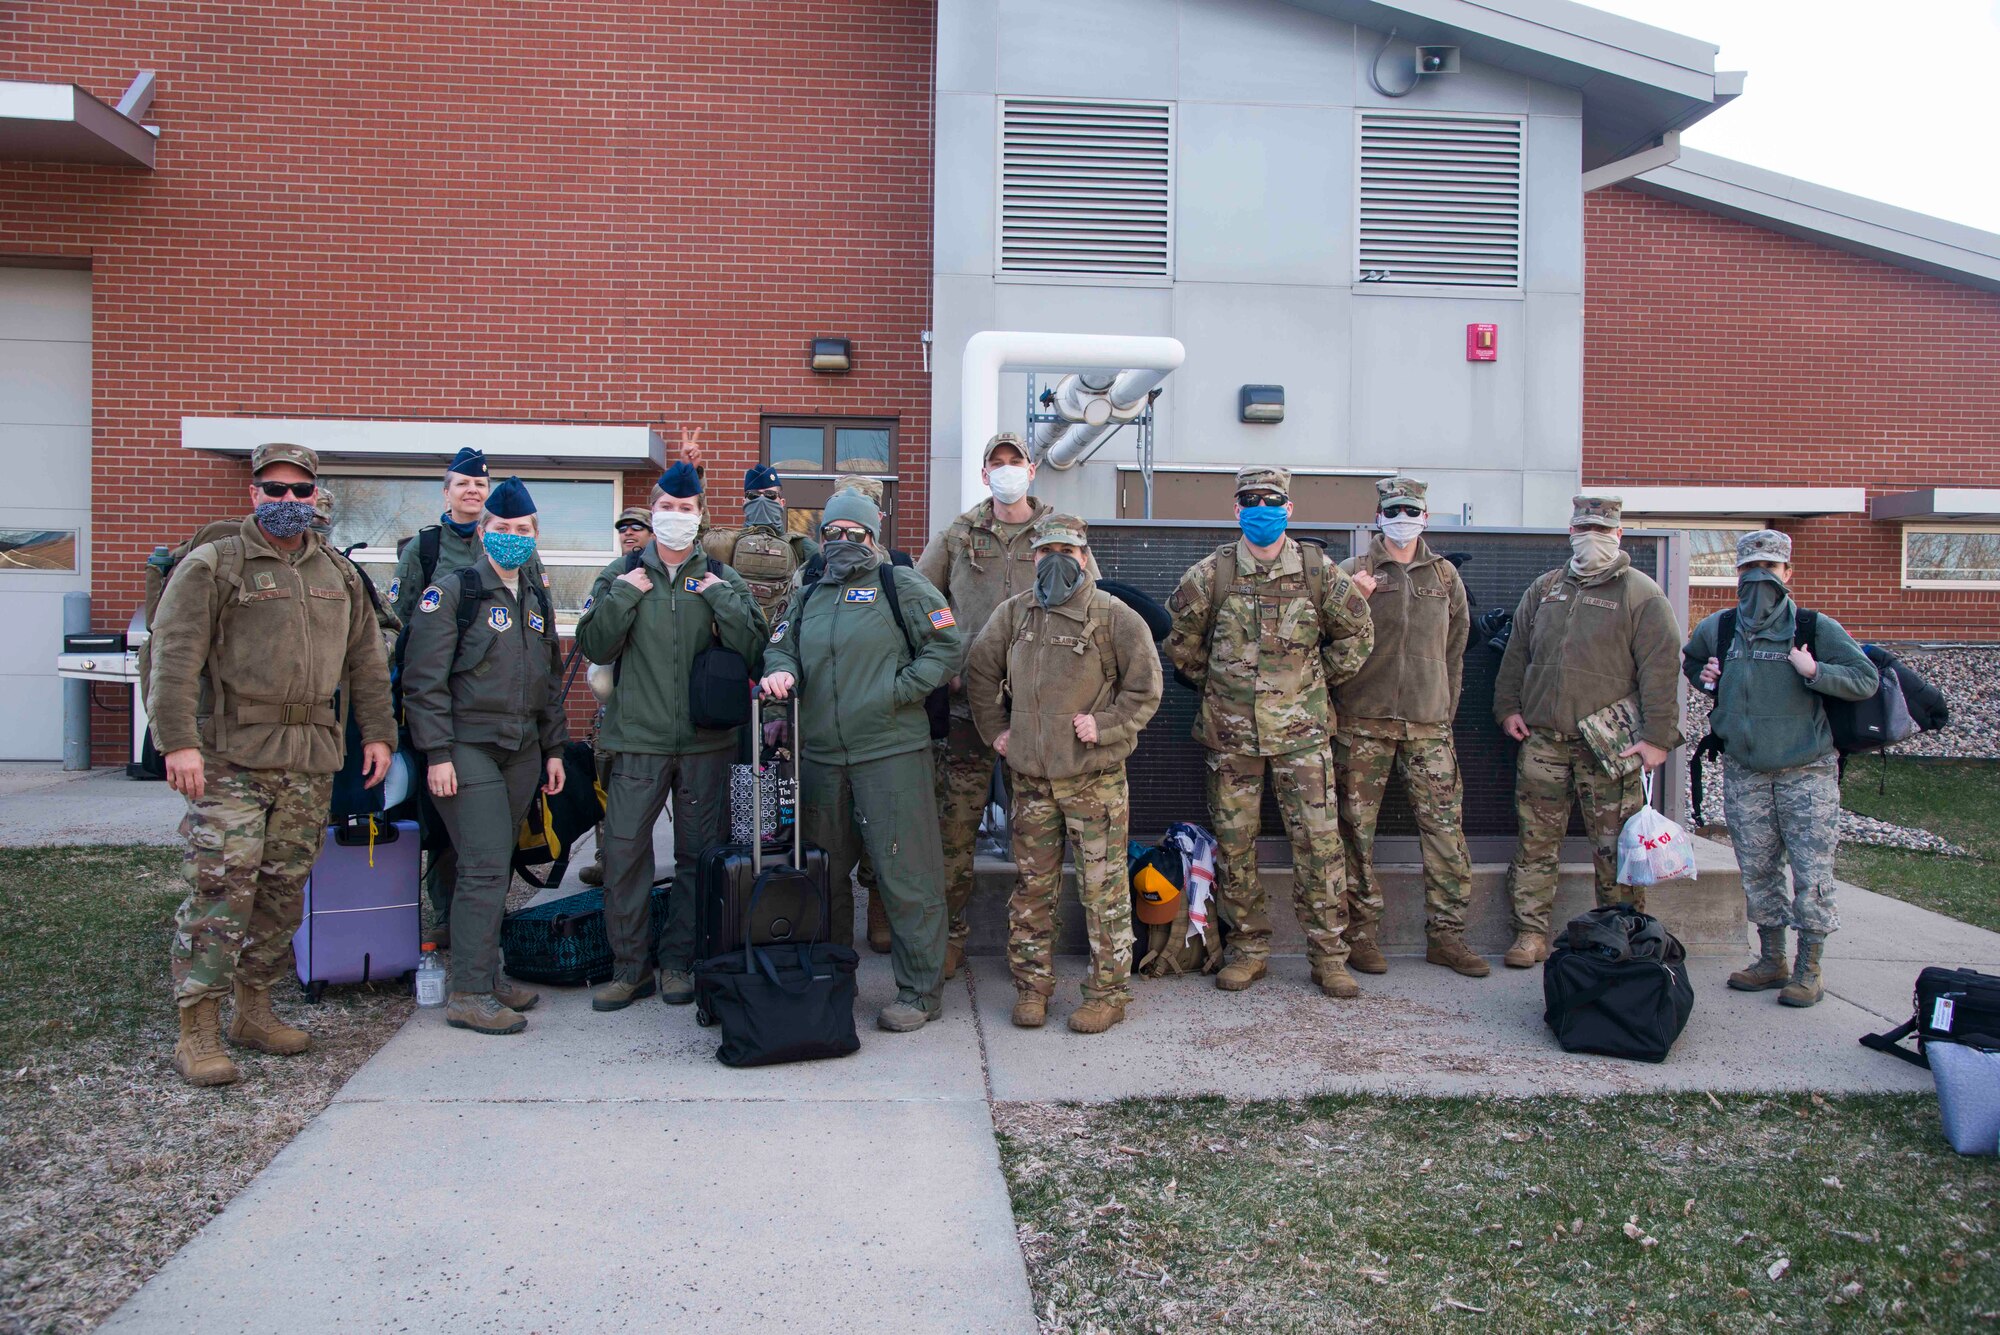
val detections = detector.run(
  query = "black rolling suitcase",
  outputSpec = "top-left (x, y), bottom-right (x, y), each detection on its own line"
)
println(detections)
top-left (693, 697), bottom-right (832, 1027)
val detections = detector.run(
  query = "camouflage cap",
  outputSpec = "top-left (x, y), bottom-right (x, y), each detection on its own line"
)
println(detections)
top-left (1031, 513), bottom-right (1088, 549)
top-left (1234, 464), bottom-right (1290, 498)
top-left (615, 506), bottom-right (652, 529)
top-left (1570, 494), bottom-right (1623, 529)
top-left (251, 442), bottom-right (319, 477)
top-left (983, 431), bottom-right (1029, 465)
top-left (832, 474), bottom-right (885, 506)
top-left (1376, 475), bottom-right (1428, 508)
top-left (312, 487), bottom-right (336, 518)
top-left (1735, 528), bottom-right (1793, 567)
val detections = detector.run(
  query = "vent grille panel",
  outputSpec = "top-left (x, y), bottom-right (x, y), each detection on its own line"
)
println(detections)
top-left (1001, 99), bottom-right (1173, 276)
top-left (1358, 113), bottom-right (1524, 288)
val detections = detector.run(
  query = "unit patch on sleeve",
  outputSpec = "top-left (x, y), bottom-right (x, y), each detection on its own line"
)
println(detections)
top-left (387, 577), bottom-right (401, 600)
top-left (528, 610), bottom-right (545, 633)
top-left (928, 607), bottom-right (956, 630)
top-left (419, 585), bottom-right (443, 614)
top-left (843, 587), bottom-right (879, 604)
top-left (581, 594), bottom-right (594, 613)
top-left (488, 606), bottom-right (512, 632)
top-left (770, 619), bottom-right (788, 643)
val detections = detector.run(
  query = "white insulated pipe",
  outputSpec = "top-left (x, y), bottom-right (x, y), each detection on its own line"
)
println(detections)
top-left (1041, 364), bottom-right (1176, 470)
top-left (959, 330), bottom-right (1186, 510)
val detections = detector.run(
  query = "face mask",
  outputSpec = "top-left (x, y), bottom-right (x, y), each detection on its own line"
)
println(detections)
top-left (441, 512), bottom-right (478, 540)
top-left (743, 496), bottom-right (785, 530)
top-left (1238, 505), bottom-right (1289, 548)
top-left (1570, 529), bottom-right (1620, 575)
top-left (987, 465), bottom-right (1030, 506)
top-left (255, 500), bottom-right (318, 538)
top-left (822, 536), bottom-right (878, 582)
top-left (1034, 552), bottom-right (1083, 609)
top-left (1736, 568), bottom-right (1790, 627)
top-left (1378, 513), bottom-right (1426, 545)
top-left (652, 510), bottom-right (701, 550)
top-left (483, 531), bottom-right (537, 571)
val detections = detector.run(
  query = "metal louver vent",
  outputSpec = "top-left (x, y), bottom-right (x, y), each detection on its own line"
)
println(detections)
top-left (1357, 113), bottom-right (1524, 288)
top-left (999, 98), bottom-right (1173, 276)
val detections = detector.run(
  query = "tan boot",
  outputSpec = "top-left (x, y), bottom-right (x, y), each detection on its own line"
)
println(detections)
top-left (866, 893), bottom-right (892, 955)
top-left (1346, 935), bottom-right (1388, 975)
top-left (578, 861), bottom-right (604, 888)
top-left (1779, 934), bottom-right (1826, 1008)
top-left (490, 976), bottom-right (541, 1012)
top-left (1215, 958), bottom-right (1268, 992)
top-left (1425, 934), bottom-right (1491, 978)
top-left (1503, 932), bottom-right (1550, 969)
top-left (591, 975), bottom-right (657, 1012)
top-left (446, 992), bottom-right (526, 1035)
top-left (1728, 926), bottom-right (1791, 992)
top-left (228, 983), bottom-right (311, 1055)
top-left (1011, 991), bottom-right (1048, 1028)
top-left (174, 998), bottom-right (240, 1087)
top-left (1316, 963), bottom-right (1361, 1000)
top-left (943, 941), bottom-right (965, 980)
top-left (1068, 999), bottom-right (1127, 1034)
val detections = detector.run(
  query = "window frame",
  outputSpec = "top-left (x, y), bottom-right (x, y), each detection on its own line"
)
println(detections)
top-left (1625, 517), bottom-right (1767, 588)
top-left (1900, 524), bottom-right (2000, 591)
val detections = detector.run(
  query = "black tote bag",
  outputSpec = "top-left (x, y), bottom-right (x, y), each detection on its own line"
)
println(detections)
top-left (695, 940), bottom-right (860, 1068)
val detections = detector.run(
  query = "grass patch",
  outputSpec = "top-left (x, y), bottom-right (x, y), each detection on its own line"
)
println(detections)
top-left (1837, 758), bottom-right (2000, 933)
top-left (998, 1094), bottom-right (2000, 1334)
top-left (0, 845), bottom-right (411, 1333)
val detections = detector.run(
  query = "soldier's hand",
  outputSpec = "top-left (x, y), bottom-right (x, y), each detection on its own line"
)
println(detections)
top-left (760, 671), bottom-right (796, 701)
top-left (1787, 644), bottom-right (1818, 680)
top-left (679, 426), bottom-right (704, 468)
top-left (1699, 656), bottom-right (1722, 689)
top-left (617, 568), bottom-right (654, 593)
top-left (1501, 713), bottom-right (1531, 742)
top-left (543, 757), bottom-right (567, 796)
top-left (1072, 713), bottom-right (1099, 744)
top-left (691, 572), bottom-right (723, 594)
top-left (1350, 570), bottom-right (1378, 597)
top-left (1619, 739), bottom-right (1671, 771)
top-left (165, 748), bottom-right (206, 800)
top-left (429, 761), bottom-right (458, 798)
top-left (993, 729), bottom-right (1010, 757)
top-left (361, 741), bottom-right (393, 789)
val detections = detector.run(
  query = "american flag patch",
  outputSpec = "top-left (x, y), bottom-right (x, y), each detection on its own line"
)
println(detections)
top-left (929, 607), bottom-right (957, 630)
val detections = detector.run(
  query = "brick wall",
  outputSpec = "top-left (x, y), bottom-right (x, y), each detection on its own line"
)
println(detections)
top-left (0, 2), bottom-right (936, 765)
top-left (1584, 186), bottom-right (2000, 643)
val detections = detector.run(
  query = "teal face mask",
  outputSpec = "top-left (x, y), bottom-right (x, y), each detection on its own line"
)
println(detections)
top-left (483, 531), bottom-right (537, 571)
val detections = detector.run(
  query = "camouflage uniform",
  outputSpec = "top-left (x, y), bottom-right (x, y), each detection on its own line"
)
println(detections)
top-left (1163, 467), bottom-right (1374, 977)
top-left (1507, 728), bottom-right (1646, 934)
top-left (1723, 755), bottom-right (1841, 934)
top-left (1009, 770), bottom-right (1135, 1004)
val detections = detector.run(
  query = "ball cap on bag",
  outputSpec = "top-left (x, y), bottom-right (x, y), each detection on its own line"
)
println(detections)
top-left (1030, 514), bottom-right (1088, 550)
top-left (1735, 529), bottom-right (1793, 567)
top-left (251, 442), bottom-right (319, 478)
top-left (1234, 464), bottom-right (1290, 499)
top-left (1132, 859), bottom-right (1182, 925)
top-left (1570, 494), bottom-right (1623, 529)
top-left (1376, 475), bottom-right (1428, 508)
top-left (984, 431), bottom-right (1029, 465)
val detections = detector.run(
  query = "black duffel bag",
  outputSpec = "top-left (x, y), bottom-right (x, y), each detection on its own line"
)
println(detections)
top-left (1543, 905), bottom-right (1694, 1063)
top-left (1862, 966), bottom-right (2000, 1069)
top-left (695, 940), bottom-right (860, 1068)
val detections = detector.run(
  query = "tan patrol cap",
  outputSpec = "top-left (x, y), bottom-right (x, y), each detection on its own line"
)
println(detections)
top-left (1030, 513), bottom-right (1088, 549)
top-left (983, 432), bottom-right (1029, 465)
top-left (252, 442), bottom-right (319, 477)
top-left (1234, 464), bottom-right (1290, 497)
top-left (1735, 529), bottom-right (1793, 567)
top-left (1376, 475), bottom-right (1428, 508)
top-left (1570, 494), bottom-right (1623, 529)
top-left (615, 507), bottom-right (652, 529)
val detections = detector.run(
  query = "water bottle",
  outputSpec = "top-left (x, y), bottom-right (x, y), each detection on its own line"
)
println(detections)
top-left (415, 943), bottom-right (447, 1007)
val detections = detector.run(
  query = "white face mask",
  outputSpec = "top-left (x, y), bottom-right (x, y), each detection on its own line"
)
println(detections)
top-left (652, 509), bottom-right (701, 550)
top-left (1378, 513), bottom-right (1427, 545)
top-left (1570, 529), bottom-right (1620, 574)
top-left (988, 465), bottom-right (1031, 506)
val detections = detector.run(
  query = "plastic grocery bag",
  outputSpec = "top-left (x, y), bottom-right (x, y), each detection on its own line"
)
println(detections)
top-left (1617, 772), bottom-right (1697, 886)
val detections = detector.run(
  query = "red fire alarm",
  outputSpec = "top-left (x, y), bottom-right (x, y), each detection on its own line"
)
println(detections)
top-left (1466, 323), bottom-right (1498, 361)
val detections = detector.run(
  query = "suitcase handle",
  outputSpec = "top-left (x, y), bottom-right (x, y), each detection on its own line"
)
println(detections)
top-left (749, 687), bottom-right (803, 877)
top-left (334, 817), bottom-right (400, 848)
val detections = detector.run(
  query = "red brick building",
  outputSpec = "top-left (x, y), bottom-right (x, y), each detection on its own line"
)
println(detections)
top-left (1584, 150), bottom-right (2000, 642)
top-left (1, 2), bottom-right (937, 764)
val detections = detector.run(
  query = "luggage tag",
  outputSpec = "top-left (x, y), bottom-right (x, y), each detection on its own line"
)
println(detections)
top-left (1934, 996), bottom-right (1957, 1033)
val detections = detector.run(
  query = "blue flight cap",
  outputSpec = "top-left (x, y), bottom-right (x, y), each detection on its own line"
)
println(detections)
top-left (485, 476), bottom-right (536, 519)
top-left (657, 461), bottom-right (703, 498)
top-left (744, 464), bottom-right (780, 494)
top-left (446, 447), bottom-right (488, 479)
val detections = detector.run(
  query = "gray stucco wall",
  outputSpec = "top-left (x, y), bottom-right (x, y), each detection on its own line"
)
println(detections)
top-left (929, 0), bottom-right (1586, 532)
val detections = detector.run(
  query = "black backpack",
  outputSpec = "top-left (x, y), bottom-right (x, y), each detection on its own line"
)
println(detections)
top-left (612, 550), bottom-right (752, 732)
top-left (1543, 905), bottom-right (1694, 1063)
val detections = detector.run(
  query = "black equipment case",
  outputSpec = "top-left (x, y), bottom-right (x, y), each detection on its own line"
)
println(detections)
top-left (1862, 967), bottom-right (2000, 1069)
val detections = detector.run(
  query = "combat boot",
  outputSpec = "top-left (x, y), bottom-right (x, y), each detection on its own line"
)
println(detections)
top-left (1426, 934), bottom-right (1491, 978)
top-left (943, 941), bottom-right (965, 980)
top-left (1346, 934), bottom-right (1388, 975)
top-left (227, 982), bottom-right (311, 1055)
top-left (1728, 926), bottom-right (1791, 992)
top-left (1068, 999), bottom-right (1126, 1034)
top-left (173, 998), bottom-right (240, 1088)
top-left (591, 975), bottom-right (657, 1012)
top-left (1011, 989), bottom-right (1049, 1028)
top-left (1316, 962), bottom-right (1361, 1000)
top-left (446, 991), bottom-right (526, 1035)
top-left (1779, 933), bottom-right (1826, 1008)
top-left (578, 861), bottom-right (604, 888)
top-left (657, 969), bottom-right (695, 1006)
top-left (489, 976), bottom-right (541, 1012)
top-left (866, 893), bottom-right (892, 954)
top-left (1503, 932), bottom-right (1550, 968)
top-left (1215, 958), bottom-right (1267, 992)
top-left (878, 999), bottom-right (936, 1033)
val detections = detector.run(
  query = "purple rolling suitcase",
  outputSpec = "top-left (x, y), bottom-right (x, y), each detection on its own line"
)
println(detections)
top-left (294, 816), bottom-right (422, 1001)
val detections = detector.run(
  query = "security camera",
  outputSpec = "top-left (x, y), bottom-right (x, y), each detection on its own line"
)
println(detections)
top-left (1415, 45), bottom-right (1460, 75)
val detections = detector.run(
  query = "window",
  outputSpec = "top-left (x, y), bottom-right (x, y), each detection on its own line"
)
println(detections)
top-left (1356, 112), bottom-right (1524, 289)
top-left (759, 418), bottom-right (899, 546)
top-left (321, 469), bottom-right (621, 625)
top-left (1626, 519), bottom-right (1763, 586)
top-left (1903, 526), bottom-right (2000, 589)
top-left (0, 528), bottom-right (78, 572)
top-left (998, 97), bottom-right (1174, 277)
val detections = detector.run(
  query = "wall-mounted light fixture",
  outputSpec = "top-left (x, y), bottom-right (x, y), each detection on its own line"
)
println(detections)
top-left (1239, 384), bottom-right (1285, 424)
top-left (809, 338), bottom-right (853, 374)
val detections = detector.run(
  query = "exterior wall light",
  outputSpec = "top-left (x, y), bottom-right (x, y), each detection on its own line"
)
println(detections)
top-left (1239, 384), bottom-right (1284, 424)
top-left (809, 338), bottom-right (853, 374)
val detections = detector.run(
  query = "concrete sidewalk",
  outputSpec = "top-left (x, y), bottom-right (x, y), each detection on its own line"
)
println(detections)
top-left (0, 763), bottom-right (184, 846)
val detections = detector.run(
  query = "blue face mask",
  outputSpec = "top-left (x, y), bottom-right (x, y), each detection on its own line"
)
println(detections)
top-left (483, 531), bottom-right (537, 571)
top-left (1238, 504), bottom-right (1289, 548)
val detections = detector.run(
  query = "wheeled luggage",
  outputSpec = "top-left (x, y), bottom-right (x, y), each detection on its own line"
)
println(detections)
top-left (294, 816), bottom-right (422, 1001)
top-left (1861, 966), bottom-right (2000, 1068)
top-left (1542, 905), bottom-right (1694, 1063)
top-left (499, 881), bottom-right (673, 986)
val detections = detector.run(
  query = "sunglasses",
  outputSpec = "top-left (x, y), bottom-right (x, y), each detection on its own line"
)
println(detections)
top-left (1380, 504), bottom-right (1423, 519)
top-left (615, 522), bottom-right (649, 533)
top-left (822, 526), bottom-right (869, 542)
top-left (750, 490), bottom-right (784, 503)
top-left (256, 480), bottom-right (318, 500)
top-left (1236, 493), bottom-right (1288, 509)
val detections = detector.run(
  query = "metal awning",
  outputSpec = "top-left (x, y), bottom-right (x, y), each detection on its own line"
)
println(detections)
top-left (1869, 489), bottom-right (2000, 522)
top-left (1613, 486), bottom-right (1868, 518)
top-left (0, 77), bottom-right (157, 169)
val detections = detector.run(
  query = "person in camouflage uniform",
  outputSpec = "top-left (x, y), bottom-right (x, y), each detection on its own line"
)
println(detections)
top-left (1333, 476), bottom-right (1486, 977)
top-left (1683, 530), bottom-right (1878, 1007)
top-left (965, 516), bottom-right (1163, 1034)
top-left (1163, 466), bottom-right (1375, 999)
top-left (701, 464), bottom-right (820, 625)
top-left (1493, 495), bottom-right (1684, 968)
top-left (147, 443), bottom-right (396, 1087)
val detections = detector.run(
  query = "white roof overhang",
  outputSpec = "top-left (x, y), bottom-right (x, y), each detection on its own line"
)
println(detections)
top-left (1615, 486), bottom-right (1868, 518)
top-left (181, 417), bottom-right (667, 470)
top-left (0, 79), bottom-right (156, 169)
